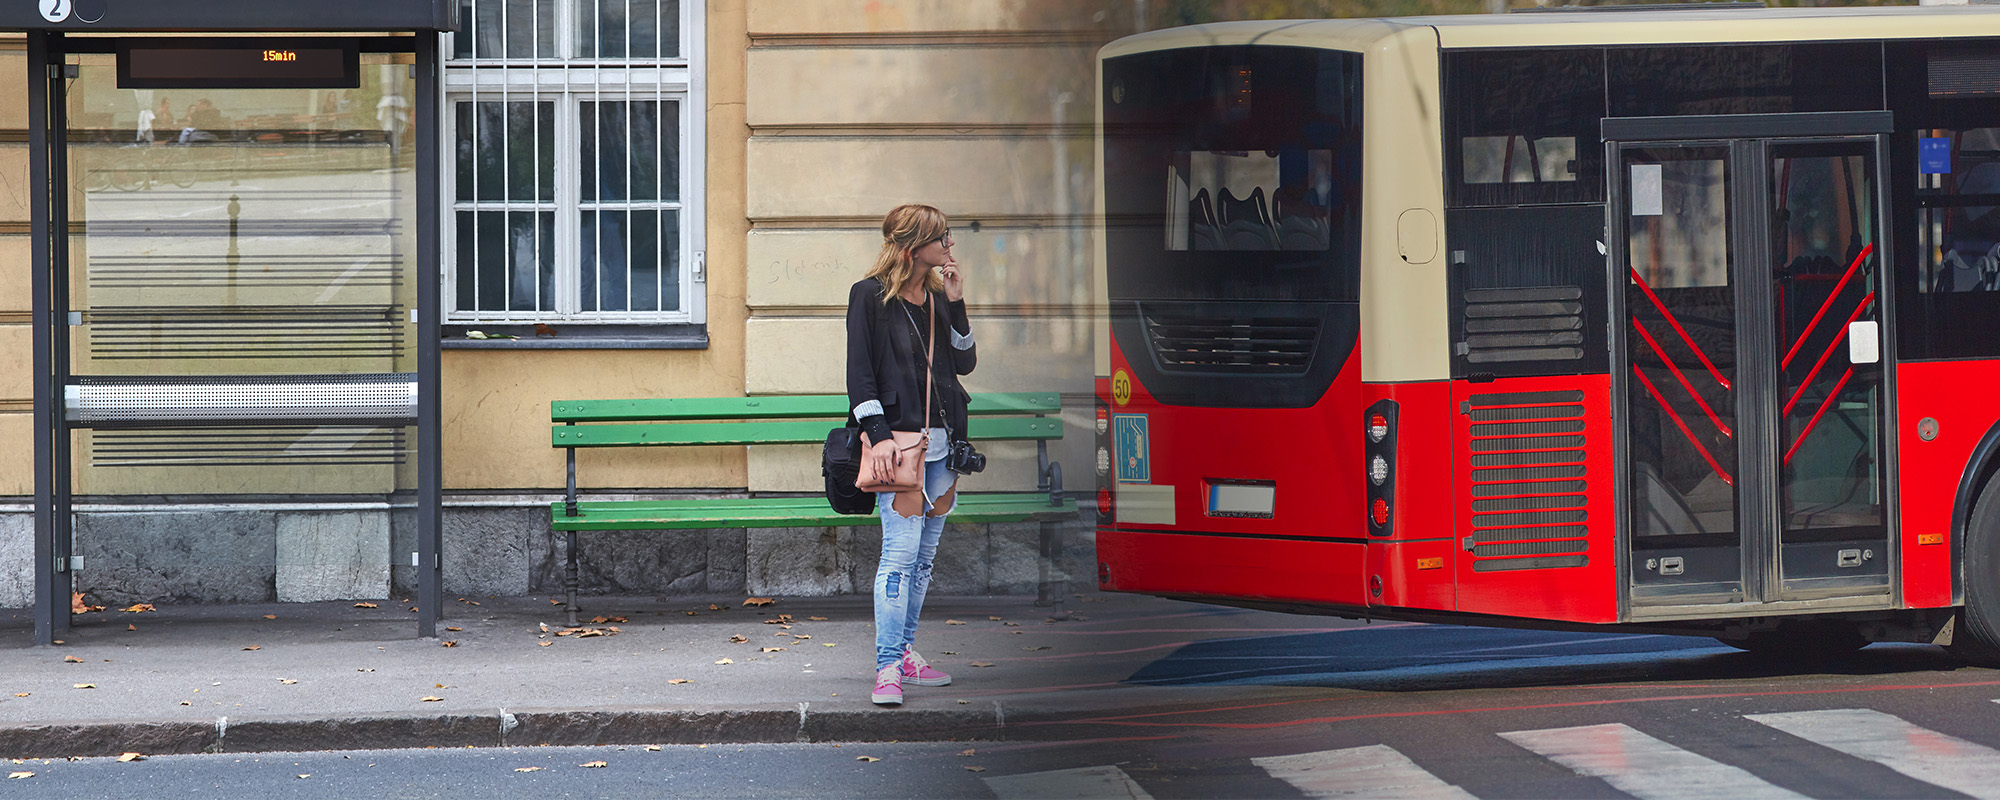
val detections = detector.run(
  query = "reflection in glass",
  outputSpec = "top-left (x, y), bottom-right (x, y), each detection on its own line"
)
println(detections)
top-left (457, 210), bottom-right (557, 312)
top-left (575, 0), bottom-right (680, 59)
top-left (1165, 149), bottom-right (1332, 251)
top-left (580, 210), bottom-right (679, 312)
top-left (456, 101), bottom-right (555, 203)
top-left (455, 0), bottom-right (557, 59)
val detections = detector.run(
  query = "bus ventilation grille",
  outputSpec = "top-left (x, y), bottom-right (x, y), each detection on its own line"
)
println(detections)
top-left (1142, 313), bottom-right (1320, 374)
top-left (1462, 286), bottom-right (1585, 364)
top-left (1466, 390), bottom-right (1589, 572)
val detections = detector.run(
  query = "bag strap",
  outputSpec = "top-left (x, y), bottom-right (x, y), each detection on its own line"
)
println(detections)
top-left (914, 294), bottom-right (936, 452)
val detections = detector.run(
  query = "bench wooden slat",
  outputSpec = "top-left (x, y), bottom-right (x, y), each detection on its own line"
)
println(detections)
top-left (552, 392), bottom-right (1061, 423)
top-left (553, 416), bottom-right (1064, 448)
top-left (551, 494), bottom-right (1078, 531)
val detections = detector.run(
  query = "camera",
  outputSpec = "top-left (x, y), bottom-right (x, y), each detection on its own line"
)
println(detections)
top-left (945, 440), bottom-right (986, 475)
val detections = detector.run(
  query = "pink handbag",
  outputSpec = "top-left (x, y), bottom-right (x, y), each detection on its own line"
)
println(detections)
top-left (856, 297), bottom-right (934, 493)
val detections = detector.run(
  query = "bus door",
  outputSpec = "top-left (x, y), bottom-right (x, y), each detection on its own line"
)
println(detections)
top-left (1607, 113), bottom-right (1893, 617)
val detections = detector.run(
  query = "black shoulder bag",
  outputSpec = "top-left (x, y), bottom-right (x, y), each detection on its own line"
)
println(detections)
top-left (822, 423), bottom-right (874, 515)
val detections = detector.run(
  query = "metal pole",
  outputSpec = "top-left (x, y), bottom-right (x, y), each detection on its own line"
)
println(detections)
top-left (415, 31), bottom-right (445, 638)
top-left (28, 31), bottom-right (56, 646)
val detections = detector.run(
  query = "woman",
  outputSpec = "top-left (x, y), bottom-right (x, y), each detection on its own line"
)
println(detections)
top-left (846, 204), bottom-right (975, 706)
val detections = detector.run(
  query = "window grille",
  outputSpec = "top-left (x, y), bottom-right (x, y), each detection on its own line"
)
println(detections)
top-left (445, 0), bottom-right (702, 324)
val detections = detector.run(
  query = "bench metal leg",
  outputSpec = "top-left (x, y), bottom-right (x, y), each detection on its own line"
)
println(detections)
top-left (565, 530), bottom-right (580, 627)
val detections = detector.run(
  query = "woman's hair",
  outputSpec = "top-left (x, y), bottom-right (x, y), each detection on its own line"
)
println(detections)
top-left (866, 203), bottom-right (947, 303)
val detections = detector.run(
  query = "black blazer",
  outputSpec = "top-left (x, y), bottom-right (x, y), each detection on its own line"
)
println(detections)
top-left (845, 277), bottom-right (976, 445)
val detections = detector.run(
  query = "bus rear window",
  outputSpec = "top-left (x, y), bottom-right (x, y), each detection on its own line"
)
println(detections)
top-left (1167, 149), bottom-right (1334, 251)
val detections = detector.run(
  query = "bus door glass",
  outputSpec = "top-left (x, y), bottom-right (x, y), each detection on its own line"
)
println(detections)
top-left (1615, 133), bottom-right (1889, 611)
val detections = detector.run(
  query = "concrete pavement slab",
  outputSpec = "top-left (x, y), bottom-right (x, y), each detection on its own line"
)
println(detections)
top-left (0, 592), bottom-right (1364, 758)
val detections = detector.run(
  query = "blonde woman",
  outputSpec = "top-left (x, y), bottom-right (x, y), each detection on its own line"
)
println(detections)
top-left (845, 204), bottom-right (975, 706)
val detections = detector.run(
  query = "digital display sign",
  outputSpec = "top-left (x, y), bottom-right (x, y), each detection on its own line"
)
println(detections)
top-left (118, 39), bottom-right (359, 89)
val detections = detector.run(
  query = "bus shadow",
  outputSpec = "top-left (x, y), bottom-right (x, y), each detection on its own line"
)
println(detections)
top-left (1122, 625), bottom-right (1975, 692)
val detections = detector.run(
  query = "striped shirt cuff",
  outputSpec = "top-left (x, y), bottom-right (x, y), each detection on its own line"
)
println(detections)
top-left (951, 327), bottom-right (975, 351)
top-left (852, 400), bottom-right (884, 420)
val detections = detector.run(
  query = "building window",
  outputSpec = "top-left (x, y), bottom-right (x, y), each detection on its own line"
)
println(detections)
top-left (446, 0), bottom-right (703, 325)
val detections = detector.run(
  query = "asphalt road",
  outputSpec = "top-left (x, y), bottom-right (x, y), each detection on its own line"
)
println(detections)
top-left (10, 626), bottom-right (2000, 799)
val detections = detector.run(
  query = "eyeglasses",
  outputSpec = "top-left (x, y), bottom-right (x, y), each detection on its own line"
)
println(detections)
top-left (935, 230), bottom-right (954, 248)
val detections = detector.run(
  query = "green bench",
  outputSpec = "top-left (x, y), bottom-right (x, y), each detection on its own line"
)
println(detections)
top-left (550, 392), bottom-right (1077, 624)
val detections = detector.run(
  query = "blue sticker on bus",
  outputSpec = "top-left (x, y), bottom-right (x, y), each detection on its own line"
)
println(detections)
top-left (1921, 137), bottom-right (1951, 175)
top-left (1113, 414), bottom-right (1150, 484)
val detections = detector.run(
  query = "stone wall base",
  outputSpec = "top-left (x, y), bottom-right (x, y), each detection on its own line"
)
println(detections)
top-left (0, 502), bottom-right (1096, 608)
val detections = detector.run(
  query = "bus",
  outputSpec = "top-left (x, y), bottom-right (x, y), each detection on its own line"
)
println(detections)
top-left (1091, 4), bottom-right (2000, 661)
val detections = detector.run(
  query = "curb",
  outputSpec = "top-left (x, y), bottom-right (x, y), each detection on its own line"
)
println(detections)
top-left (0, 704), bottom-right (1024, 759)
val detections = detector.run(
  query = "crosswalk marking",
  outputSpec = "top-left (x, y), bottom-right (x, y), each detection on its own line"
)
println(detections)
top-left (1500, 723), bottom-right (1807, 800)
top-left (982, 765), bottom-right (1155, 800)
top-left (1251, 744), bottom-right (1476, 799)
top-left (1748, 708), bottom-right (2000, 800)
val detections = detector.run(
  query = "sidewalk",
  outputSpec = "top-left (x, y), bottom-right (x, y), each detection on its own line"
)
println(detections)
top-left (0, 592), bottom-right (1364, 758)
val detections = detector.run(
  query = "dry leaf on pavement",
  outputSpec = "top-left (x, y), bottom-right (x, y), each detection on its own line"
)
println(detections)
top-left (809, 616), bottom-right (828, 621)
top-left (62, 655), bottom-right (81, 663)
top-left (1003, 622), bottom-right (1021, 627)
top-left (73, 683), bottom-right (96, 689)
top-left (708, 604), bottom-right (723, 611)
top-left (8, 771), bottom-right (31, 779)
top-left (117, 753), bottom-right (144, 762)
top-left (988, 616), bottom-right (1003, 621)
top-left (945, 620), bottom-right (966, 625)
top-left (1023, 646), bottom-right (1051, 651)
top-left (969, 662), bottom-right (995, 668)
top-left (667, 679), bottom-right (692, 684)
top-left (579, 761), bottom-right (607, 768)
top-left (743, 597), bottom-right (774, 606)
top-left (442, 641), bottom-right (459, 648)
top-left (263, 614), bottom-right (277, 620)
top-left (714, 658), bottom-right (733, 665)
top-left (353, 602), bottom-right (378, 609)
top-left (279, 679), bottom-right (297, 685)
top-left (965, 766), bottom-right (987, 772)
top-left (589, 615), bottom-right (627, 623)
top-left (447, 627), bottom-right (462, 632)
top-left (959, 749), bottom-right (976, 756)
top-left (243, 645), bottom-right (261, 651)
top-left (538, 641), bottom-right (552, 647)
top-left (822, 642), bottom-right (837, 647)
top-left (11, 693), bottom-right (26, 698)
top-left (645, 745), bottom-right (661, 751)
top-left (420, 696), bottom-right (444, 702)
top-left (123, 604), bottom-right (155, 613)
top-left (761, 647), bottom-right (785, 653)
top-left (856, 756), bottom-right (880, 762)
top-left (514, 767), bottom-right (542, 772)
top-left (728, 635), bottom-right (748, 643)
top-left (126, 625), bottom-right (136, 632)
top-left (791, 634), bottom-right (811, 640)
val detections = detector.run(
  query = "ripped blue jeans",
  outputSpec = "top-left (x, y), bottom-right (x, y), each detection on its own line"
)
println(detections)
top-left (874, 457), bottom-right (957, 670)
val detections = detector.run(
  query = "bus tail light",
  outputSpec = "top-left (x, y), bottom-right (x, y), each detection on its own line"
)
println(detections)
top-left (1364, 400), bottom-right (1398, 537)
top-left (1095, 394), bottom-right (1115, 524)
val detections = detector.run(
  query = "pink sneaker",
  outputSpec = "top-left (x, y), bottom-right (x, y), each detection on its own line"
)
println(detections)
top-left (902, 649), bottom-right (952, 687)
top-left (871, 664), bottom-right (903, 706)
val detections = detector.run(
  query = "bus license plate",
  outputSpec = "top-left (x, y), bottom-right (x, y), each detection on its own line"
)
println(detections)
top-left (1207, 480), bottom-right (1275, 518)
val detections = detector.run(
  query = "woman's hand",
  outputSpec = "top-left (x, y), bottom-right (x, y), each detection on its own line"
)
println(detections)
top-left (939, 257), bottom-right (963, 302)
top-left (868, 438), bottom-right (901, 483)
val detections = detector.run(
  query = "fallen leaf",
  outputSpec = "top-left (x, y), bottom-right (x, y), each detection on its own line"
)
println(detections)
top-left (988, 616), bottom-right (1004, 621)
top-left (856, 756), bottom-right (880, 762)
top-left (946, 619), bottom-right (966, 625)
top-left (446, 627), bottom-right (462, 632)
top-left (514, 766), bottom-right (542, 773)
top-left (117, 753), bottom-right (143, 763)
top-left (243, 645), bottom-right (261, 651)
top-left (420, 696), bottom-right (443, 702)
top-left (71, 592), bottom-right (89, 614)
top-left (940, 651), bottom-right (958, 655)
top-left (579, 760), bottom-right (607, 768)
top-left (279, 679), bottom-right (297, 685)
top-left (262, 614), bottom-right (277, 620)
top-left (969, 662), bottom-right (995, 668)
top-left (550, 599), bottom-right (562, 605)
top-left (965, 766), bottom-right (987, 772)
top-left (791, 634), bottom-right (812, 640)
top-left (645, 745), bottom-right (661, 751)
top-left (684, 611), bottom-right (698, 616)
top-left (743, 597), bottom-right (775, 607)
top-left (1023, 646), bottom-right (1051, 651)
top-left (822, 642), bottom-right (837, 647)
top-left (538, 641), bottom-right (552, 647)
top-left (1003, 622), bottom-right (1021, 627)
top-left (667, 679), bottom-right (692, 685)
top-left (357, 668), bottom-right (375, 672)
top-left (708, 604), bottom-right (723, 611)
top-left (959, 749), bottom-right (976, 756)
top-left (441, 641), bottom-right (459, 648)
top-left (353, 602), bottom-right (378, 609)
top-left (1011, 631), bottom-right (1024, 635)
top-left (123, 604), bottom-right (155, 613)
top-left (714, 658), bottom-right (733, 665)
top-left (297, 774), bottom-right (311, 779)
top-left (11, 693), bottom-right (26, 698)
top-left (589, 615), bottom-right (627, 624)
top-left (73, 683), bottom-right (96, 689)
top-left (62, 655), bottom-right (81, 663)
top-left (179, 701), bottom-right (190, 706)
top-left (126, 625), bottom-right (136, 632)
top-left (728, 635), bottom-right (748, 643)
top-left (761, 647), bottom-right (785, 653)
top-left (539, 622), bottom-right (550, 632)
top-left (8, 771), bottom-right (31, 779)
top-left (808, 616), bottom-right (827, 621)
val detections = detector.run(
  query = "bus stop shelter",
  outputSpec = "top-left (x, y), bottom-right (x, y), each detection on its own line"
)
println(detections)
top-left (6, 2), bottom-right (455, 644)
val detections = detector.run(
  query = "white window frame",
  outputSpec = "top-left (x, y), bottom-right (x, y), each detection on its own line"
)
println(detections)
top-left (441, 0), bottom-right (705, 325)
